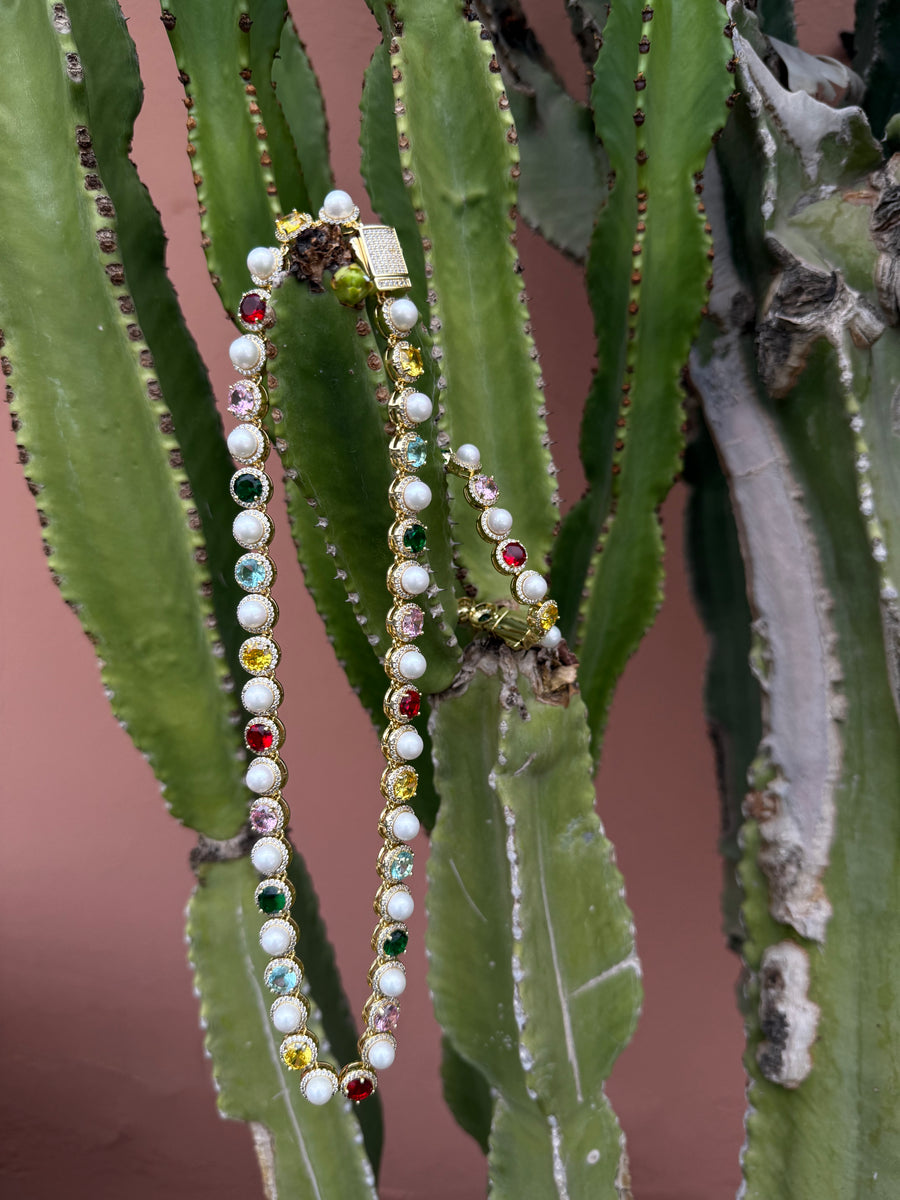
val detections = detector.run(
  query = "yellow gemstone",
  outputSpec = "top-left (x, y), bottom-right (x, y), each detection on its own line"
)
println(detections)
top-left (538, 601), bottom-right (558, 633)
top-left (241, 645), bottom-right (274, 672)
top-left (393, 767), bottom-right (417, 802)
top-left (277, 211), bottom-right (306, 239)
top-left (396, 344), bottom-right (424, 378)
top-left (282, 1041), bottom-right (315, 1070)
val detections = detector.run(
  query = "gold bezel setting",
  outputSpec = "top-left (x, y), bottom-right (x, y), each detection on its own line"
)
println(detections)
top-left (230, 467), bottom-right (271, 510)
top-left (241, 675), bottom-right (283, 715)
top-left (238, 636), bottom-right (280, 676)
top-left (280, 1032), bottom-right (318, 1071)
top-left (244, 714), bottom-right (283, 755)
top-left (262, 954), bottom-right (303, 995)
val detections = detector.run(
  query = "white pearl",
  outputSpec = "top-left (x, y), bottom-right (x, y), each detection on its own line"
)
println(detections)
top-left (396, 729), bottom-right (423, 761)
top-left (246, 759), bottom-right (278, 794)
top-left (247, 246), bottom-right (277, 279)
top-left (391, 810), bottom-right (421, 841)
top-left (379, 967), bottom-right (407, 997)
top-left (271, 998), bottom-right (304, 1034)
top-left (260, 920), bottom-right (294, 956)
top-left (304, 1074), bottom-right (335, 1105)
top-left (386, 890), bottom-right (415, 921)
top-left (456, 443), bottom-right (481, 468)
top-left (398, 649), bottom-right (426, 680)
top-left (251, 839), bottom-right (285, 875)
top-left (390, 298), bottom-right (418, 331)
top-left (486, 507), bottom-right (513, 536)
top-left (227, 424), bottom-right (261, 461)
top-left (400, 564), bottom-right (429, 596)
top-left (367, 1038), bottom-right (396, 1070)
top-left (404, 392), bottom-right (433, 423)
top-left (237, 596), bottom-right (270, 631)
top-left (243, 680), bottom-right (275, 714)
top-left (541, 626), bottom-right (562, 650)
top-left (322, 189), bottom-right (355, 220)
top-left (233, 510), bottom-right (266, 547)
top-left (403, 479), bottom-right (432, 512)
top-left (520, 572), bottom-right (548, 602)
top-left (229, 335), bottom-right (263, 371)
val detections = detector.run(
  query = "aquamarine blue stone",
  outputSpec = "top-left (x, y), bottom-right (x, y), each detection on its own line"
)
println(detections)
top-left (235, 555), bottom-right (268, 591)
top-left (388, 848), bottom-right (414, 881)
top-left (266, 963), bottom-right (299, 994)
top-left (405, 436), bottom-right (427, 469)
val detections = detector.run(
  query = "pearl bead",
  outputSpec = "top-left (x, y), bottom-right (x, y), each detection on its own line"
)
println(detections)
top-left (456, 443), bottom-right (481, 468)
top-left (486, 507), bottom-right (513, 536)
top-left (404, 392), bottom-right (433, 423)
top-left (541, 625), bottom-right (562, 650)
top-left (229, 335), bottom-right (263, 372)
top-left (398, 649), bottom-right (426, 680)
top-left (322, 189), bottom-right (355, 220)
top-left (251, 838), bottom-right (285, 875)
top-left (233, 510), bottom-right (267, 547)
top-left (367, 1038), bottom-right (396, 1070)
top-left (243, 680), bottom-right (276, 714)
top-left (379, 967), bottom-right (407, 997)
top-left (247, 246), bottom-right (277, 279)
top-left (403, 479), bottom-right (431, 512)
top-left (386, 890), bottom-right (415, 921)
top-left (396, 729), bottom-right (423, 761)
top-left (227, 424), bottom-right (261, 461)
top-left (390, 298), bottom-right (418, 331)
top-left (520, 572), bottom-right (548, 602)
top-left (260, 920), bottom-right (294, 956)
top-left (304, 1074), bottom-right (336, 1105)
top-left (271, 998), bottom-right (304, 1034)
top-left (238, 596), bottom-right (270, 631)
top-left (391, 810), bottom-right (420, 841)
top-left (246, 759), bottom-right (278, 794)
top-left (400, 564), bottom-right (429, 596)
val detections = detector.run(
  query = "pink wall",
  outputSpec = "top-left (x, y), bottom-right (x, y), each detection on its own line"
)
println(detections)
top-left (0, 2), bottom-right (851, 1197)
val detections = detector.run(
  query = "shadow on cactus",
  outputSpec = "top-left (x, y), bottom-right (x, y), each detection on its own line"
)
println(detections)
top-left (4, 0), bottom-right (900, 1195)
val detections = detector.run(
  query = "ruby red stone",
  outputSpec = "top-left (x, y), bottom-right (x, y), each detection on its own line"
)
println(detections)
top-left (240, 293), bottom-right (267, 324)
top-left (246, 722), bottom-right (274, 752)
top-left (501, 541), bottom-right (527, 568)
top-left (399, 689), bottom-right (421, 719)
top-left (346, 1076), bottom-right (374, 1102)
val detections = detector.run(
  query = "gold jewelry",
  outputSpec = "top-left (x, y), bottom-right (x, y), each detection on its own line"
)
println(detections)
top-left (224, 189), bottom-right (559, 1105)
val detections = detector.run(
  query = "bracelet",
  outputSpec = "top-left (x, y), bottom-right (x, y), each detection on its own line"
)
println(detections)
top-left (224, 189), bottom-right (559, 1105)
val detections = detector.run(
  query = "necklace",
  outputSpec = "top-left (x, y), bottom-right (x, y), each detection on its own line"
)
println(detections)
top-left (223, 190), bottom-right (560, 1105)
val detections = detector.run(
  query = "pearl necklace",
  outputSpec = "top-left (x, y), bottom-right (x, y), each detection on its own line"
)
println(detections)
top-left (225, 190), bottom-right (560, 1106)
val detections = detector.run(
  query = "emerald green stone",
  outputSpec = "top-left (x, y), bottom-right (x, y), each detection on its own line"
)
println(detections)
top-left (403, 524), bottom-right (427, 554)
top-left (330, 264), bottom-right (373, 307)
top-left (234, 473), bottom-right (263, 503)
top-left (257, 884), bottom-right (287, 914)
top-left (383, 929), bottom-right (409, 957)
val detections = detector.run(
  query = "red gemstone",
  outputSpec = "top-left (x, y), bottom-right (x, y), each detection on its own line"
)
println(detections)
top-left (246, 722), bottom-right (274, 753)
top-left (239, 293), bottom-right (267, 324)
top-left (399, 689), bottom-right (421, 719)
top-left (346, 1076), bottom-right (374, 1102)
top-left (501, 541), bottom-right (527, 568)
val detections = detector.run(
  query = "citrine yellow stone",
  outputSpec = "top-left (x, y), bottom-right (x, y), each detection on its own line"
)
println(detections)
top-left (282, 1041), bottom-right (315, 1070)
top-left (538, 602), bottom-right (559, 633)
top-left (241, 644), bottom-right (274, 672)
top-left (395, 344), bottom-right (424, 378)
top-left (277, 211), bottom-right (306, 238)
top-left (393, 767), bottom-right (417, 802)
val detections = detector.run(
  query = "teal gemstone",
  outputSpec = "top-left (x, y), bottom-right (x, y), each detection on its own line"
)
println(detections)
top-left (236, 555), bottom-right (268, 591)
top-left (405, 436), bottom-right (427, 469)
top-left (389, 848), bottom-right (414, 881)
top-left (265, 962), bottom-right (299, 994)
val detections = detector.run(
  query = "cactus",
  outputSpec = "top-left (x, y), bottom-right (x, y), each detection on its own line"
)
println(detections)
top-left (5, 0), bottom-right (900, 1197)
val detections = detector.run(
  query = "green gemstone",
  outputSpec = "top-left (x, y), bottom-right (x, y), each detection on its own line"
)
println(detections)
top-left (257, 885), bottom-right (287, 914)
top-left (234, 473), bottom-right (263, 503)
top-left (383, 930), bottom-right (409, 957)
top-left (330, 264), bottom-right (373, 307)
top-left (403, 524), bottom-right (427, 554)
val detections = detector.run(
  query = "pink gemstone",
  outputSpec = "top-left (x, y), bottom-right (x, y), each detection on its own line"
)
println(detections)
top-left (372, 1002), bottom-right (400, 1033)
top-left (249, 799), bottom-right (280, 834)
top-left (228, 381), bottom-right (257, 417)
top-left (399, 606), bottom-right (424, 639)
top-left (470, 474), bottom-right (499, 505)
